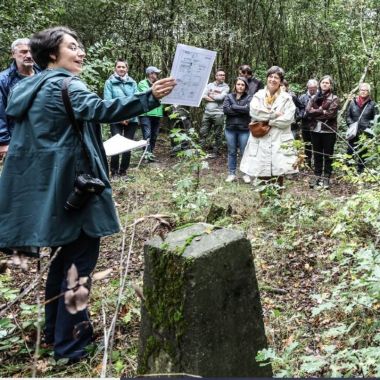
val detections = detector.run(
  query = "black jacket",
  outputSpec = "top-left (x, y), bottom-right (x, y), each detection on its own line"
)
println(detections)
top-left (223, 92), bottom-right (252, 131)
top-left (346, 97), bottom-right (378, 132)
top-left (298, 92), bottom-right (314, 130)
top-left (247, 77), bottom-right (263, 96)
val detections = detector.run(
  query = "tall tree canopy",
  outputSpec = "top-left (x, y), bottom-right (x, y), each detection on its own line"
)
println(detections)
top-left (0, 0), bottom-right (378, 97)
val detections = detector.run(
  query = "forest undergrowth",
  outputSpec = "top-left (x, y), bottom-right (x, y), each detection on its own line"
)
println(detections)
top-left (1, 132), bottom-right (380, 377)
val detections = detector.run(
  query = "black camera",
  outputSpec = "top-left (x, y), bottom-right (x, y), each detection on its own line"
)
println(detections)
top-left (64, 174), bottom-right (106, 211)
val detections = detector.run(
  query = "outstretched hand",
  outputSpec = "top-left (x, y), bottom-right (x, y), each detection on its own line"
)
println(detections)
top-left (152, 77), bottom-right (176, 100)
top-left (0, 145), bottom-right (8, 159)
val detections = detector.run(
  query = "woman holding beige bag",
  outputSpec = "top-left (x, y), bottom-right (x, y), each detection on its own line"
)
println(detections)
top-left (240, 66), bottom-right (298, 188)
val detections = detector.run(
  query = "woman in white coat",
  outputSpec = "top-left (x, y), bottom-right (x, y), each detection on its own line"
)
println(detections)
top-left (240, 66), bottom-right (298, 188)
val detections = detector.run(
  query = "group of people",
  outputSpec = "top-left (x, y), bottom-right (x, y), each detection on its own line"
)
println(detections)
top-left (103, 61), bottom-right (164, 179)
top-left (0, 27), bottom-right (378, 364)
top-left (200, 65), bottom-right (378, 189)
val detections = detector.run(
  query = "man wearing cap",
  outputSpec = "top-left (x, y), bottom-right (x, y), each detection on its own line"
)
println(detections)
top-left (0, 38), bottom-right (40, 159)
top-left (238, 64), bottom-right (263, 96)
top-left (137, 66), bottom-right (163, 161)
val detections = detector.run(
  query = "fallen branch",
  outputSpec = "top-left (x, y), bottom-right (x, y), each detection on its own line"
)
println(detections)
top-left (101, 205), bottom-right (173, 377)
top-left (261, 285), bottom-right (288, 295)
top-left (32, 261), bottom-right (42, 377)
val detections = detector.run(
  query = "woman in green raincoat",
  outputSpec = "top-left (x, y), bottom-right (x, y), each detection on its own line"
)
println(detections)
top-left (0, 26), bottom-right (175, 361)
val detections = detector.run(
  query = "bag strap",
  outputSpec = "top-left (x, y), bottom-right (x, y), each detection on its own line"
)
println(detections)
top-left (357, 102), bottom-right (369, 124)
top-left (61, 77), bottom-right (94, 174)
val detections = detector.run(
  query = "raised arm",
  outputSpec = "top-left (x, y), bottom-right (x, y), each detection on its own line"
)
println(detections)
top-left (67, 77), bottom-right (175, 123)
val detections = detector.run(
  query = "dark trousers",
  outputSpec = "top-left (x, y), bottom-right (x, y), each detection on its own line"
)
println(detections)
top-left (301, 129), bottom-right (313, 167)
top-left (110, 122), bottom-right (138, 175)
top-left (347, 132), bottom-right (367, 173)
top-left (199, 113), bottom-right (224, 154)
top-left (139, 116), bottom-right (160, 154)
top-left (45, 231), bottom-right (100, 360)
top-left (311, 132), bottom-right (336, 177)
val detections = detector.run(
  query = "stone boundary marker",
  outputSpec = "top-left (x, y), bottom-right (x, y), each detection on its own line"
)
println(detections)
top-left (138, 223), bottom-right (272, 377)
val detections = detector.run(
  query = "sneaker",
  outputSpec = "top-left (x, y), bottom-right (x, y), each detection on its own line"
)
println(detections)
top-left (309, 177), bottom-right (321, 189)
top-left (322, 177), bottom-right (330, 189)
top-left (225, 174), bottom-right (236, 183)
top-left (242, 175), bottom-right (251, 184)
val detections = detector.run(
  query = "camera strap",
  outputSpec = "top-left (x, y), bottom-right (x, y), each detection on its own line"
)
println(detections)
top-left (61, 76), bottom-right (94, 175)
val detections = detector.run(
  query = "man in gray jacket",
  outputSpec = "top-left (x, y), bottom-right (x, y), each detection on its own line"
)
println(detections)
top-left (199, 70), bottom-right (229, 157)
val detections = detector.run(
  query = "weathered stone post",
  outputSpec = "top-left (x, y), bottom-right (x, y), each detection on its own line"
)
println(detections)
top-left (138, 223), bottom-right (272, 377)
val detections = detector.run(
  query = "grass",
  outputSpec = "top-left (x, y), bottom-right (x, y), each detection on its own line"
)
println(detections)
top-left (0, 134), bottom-right (378, 377)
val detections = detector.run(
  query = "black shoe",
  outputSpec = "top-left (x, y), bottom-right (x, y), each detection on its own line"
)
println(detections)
top-left (54, 355), bottom-right (84, 365)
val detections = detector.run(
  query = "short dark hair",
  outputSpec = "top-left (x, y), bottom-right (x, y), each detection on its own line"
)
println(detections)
top-left (239, 64), bottom-right (252, 75)
top-left (30, 26), bottom-right (78, 69)
top-left (115, 58), bottom-right (128, 67)
top-left (266, 66), bottom-right (285, 81)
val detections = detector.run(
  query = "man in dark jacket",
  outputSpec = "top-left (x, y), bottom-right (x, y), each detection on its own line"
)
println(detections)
top-left (283, 79), bottom-right (303, 139)
top-left (0, 38), bottom-right (40, 158)
top-left (238, 64), bottom-right (263, 96)
top-left (297, 79), bottom-right (318, 168)
top-left (346, 83), bottom-right (378, 173)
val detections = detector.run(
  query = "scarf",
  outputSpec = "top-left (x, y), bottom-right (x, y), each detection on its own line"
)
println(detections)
top-left (356, 95), bottom-right (369, 109)
top-left (114, 73), bottom-right (129, 82)
top-left (265, 87), bottom-right (281, 107)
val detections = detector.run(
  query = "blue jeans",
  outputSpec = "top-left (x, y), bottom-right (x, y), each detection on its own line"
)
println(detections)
top-left (225, 128), bottom-right (250, 175)
top-left (139, 116), bottom-right (161, 154)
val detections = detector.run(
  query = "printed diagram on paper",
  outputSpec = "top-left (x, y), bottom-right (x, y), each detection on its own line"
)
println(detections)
top-left (161, 44), bottom-right (216, 107)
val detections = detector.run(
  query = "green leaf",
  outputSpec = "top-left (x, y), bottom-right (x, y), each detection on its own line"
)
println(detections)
top-left (300, 356), bottom-right (327, 373)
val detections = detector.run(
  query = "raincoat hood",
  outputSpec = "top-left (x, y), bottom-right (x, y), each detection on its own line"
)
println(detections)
top-left (6, 68), bottom-right (72, 120)
top-left (108, 74), bottom-right (134, 84)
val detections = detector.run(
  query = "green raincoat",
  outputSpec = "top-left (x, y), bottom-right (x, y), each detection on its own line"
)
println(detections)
top-left (137, 79), bottom-right (163, 117)
top-left (0, 68), bottom-right (159, 248)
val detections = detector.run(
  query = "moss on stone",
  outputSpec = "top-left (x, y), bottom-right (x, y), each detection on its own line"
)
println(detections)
top-left (139, 226), bottom-right (216, 374)
top-left (139, 245), bottom-right (187, 373)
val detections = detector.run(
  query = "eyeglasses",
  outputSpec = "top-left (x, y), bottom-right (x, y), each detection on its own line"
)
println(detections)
top-left (67, 43), bottom-right (85, 53)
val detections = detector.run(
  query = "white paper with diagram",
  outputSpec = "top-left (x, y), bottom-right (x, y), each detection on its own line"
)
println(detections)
top-left (161, 44), bottom-right (216, 107)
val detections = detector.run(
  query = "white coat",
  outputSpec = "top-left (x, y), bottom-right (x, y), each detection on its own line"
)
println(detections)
top-left (240, 88), bottom-right (299, 177)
